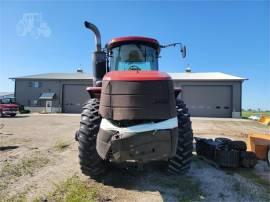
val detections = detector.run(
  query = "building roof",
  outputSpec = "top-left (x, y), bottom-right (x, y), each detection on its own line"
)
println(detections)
top-left (10, 73), bottom-right (93, 80)
top-left (0, 92), bottom-right (14, 97)
top-left (168, 72), bottom-right (247, 81)
top-left (10, 72), bottom-right (246, 81)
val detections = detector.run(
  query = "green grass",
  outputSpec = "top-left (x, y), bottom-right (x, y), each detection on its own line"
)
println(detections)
top-left (0, 154), bottom-right (49, 179)
top-left (242, 111), bottom-right (270, 119)
top-left (35, 175), bottom-right (98, 202)
top-left (2, 192), bottom-right (27, 202)
top-left (0, 154), bottom-right (49, 192)
top-left (225, 168), bottom-right (270, 201)
top-left (233, 170), bottom-right (270, 201)
top-left (236, 169), bottom-right (270, 192)
top-left (153, 174), bottom-right (204, 202)
top-left (54, 140), bottom-right (71, 151)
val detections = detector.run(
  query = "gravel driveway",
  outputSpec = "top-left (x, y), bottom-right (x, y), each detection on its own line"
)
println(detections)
top-left (0, 114), bottom-right (269, 201)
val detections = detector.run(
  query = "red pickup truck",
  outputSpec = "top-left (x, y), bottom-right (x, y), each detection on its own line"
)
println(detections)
top-left (0, 98), bottom-right (18, 117)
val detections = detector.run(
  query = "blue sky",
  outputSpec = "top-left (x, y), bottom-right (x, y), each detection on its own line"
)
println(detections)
top-left (0, 1), bottom-right (269, 110)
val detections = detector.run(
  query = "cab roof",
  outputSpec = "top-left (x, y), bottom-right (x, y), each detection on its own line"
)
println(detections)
top-left (108, 36), bottom-right (160, 50)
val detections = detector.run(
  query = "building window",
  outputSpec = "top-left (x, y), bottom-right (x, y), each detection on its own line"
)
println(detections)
top-left (29, 81), bottom-right (41, 88)
top-left (27, 99), bottom-right (39, 106)
top-left (33, 100), bottom-right (38, 106)
top-left (33, 81), bottom-right (39, 88)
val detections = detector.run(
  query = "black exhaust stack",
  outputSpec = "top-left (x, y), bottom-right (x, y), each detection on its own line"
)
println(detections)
top-left (84, 21), bottom-right (107, 85)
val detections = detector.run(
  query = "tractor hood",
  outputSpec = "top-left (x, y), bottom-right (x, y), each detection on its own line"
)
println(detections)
top-left (103, 71), bottom-right (171, 81)
top-left (100, 71), bottom-right (176, 120)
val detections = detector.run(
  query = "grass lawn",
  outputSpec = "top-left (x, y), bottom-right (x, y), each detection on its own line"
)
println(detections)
top-left (242, 111), bottom-right (270, 119)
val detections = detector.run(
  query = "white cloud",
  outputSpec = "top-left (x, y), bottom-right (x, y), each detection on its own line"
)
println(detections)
top-left (16, 13), bottom-right (52, 39)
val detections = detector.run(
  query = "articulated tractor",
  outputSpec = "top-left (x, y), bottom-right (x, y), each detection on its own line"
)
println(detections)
top-left (75, 21), bottom-right (193, 177)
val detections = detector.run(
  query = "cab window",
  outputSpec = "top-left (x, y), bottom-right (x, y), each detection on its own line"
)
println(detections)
top-left (109, 44), bottom-right (158, 71)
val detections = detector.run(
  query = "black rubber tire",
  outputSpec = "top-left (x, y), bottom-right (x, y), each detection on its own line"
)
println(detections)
top-left (229, 141), bottom-right (247, 151)
top-left (216, 150), bottom-right (240, 168)
top-left (168, 100), bottom-right (193, 174)
top-left (77, 98), bottom-right (107, 177)
top-left (215, 137), bottom-right (232, 144)
top-left (240, 151), bottom-right (257, 168)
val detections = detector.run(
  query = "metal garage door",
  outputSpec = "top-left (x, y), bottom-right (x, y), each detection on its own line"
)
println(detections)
top-left (63, 85), bottom-right (89, 113)
top-left (182, 85), bottom-right (232, 118)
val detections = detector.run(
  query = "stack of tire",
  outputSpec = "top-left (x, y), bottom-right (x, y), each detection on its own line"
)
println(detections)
top-left (195, 137), bottom-right (257, 168)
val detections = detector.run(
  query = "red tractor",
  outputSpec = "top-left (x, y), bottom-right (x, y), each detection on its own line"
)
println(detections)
top-left (75, 21), bottom-right (193, 177)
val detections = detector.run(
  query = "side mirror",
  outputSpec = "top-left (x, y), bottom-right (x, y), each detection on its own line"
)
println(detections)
top-left (160, 43), bottom-right (186, 58)
top-left (181, 46), bottom-right (187, 58)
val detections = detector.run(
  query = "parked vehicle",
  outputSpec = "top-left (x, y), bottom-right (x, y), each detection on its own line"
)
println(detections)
top-left (75, 21), bottom-right (193, 177)
top-left (0, 98), bottom-right (18, 117)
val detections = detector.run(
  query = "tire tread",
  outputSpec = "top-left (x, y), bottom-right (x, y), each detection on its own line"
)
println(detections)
top-left (77, 98), bottom-right (107, 177)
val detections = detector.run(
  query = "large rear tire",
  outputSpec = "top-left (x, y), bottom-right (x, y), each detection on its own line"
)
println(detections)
top-left (77, 98), bottom-right (107, 177)
top-left (168, 100), bottom-right (193, 174)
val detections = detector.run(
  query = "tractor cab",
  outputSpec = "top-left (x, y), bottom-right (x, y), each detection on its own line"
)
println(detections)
top-left (84, 21), bottom-right (186, 84)
top-left (107, 37), bottom-right (160, 71)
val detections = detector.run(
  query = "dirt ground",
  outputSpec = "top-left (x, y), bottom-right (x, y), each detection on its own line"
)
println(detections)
top-left (0, 114), bottom-right (269, 201)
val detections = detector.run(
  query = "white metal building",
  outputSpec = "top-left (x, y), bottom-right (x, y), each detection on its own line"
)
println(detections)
top-left (169, 72), bottom-right (246, 118)
top-left (11, 71), bottom-right (246, 118)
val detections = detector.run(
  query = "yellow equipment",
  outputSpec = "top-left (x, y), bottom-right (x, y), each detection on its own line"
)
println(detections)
top-left (258, 115), bottom-right (270, 126)
top-left (247, 133), bottom-right (270, 165)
